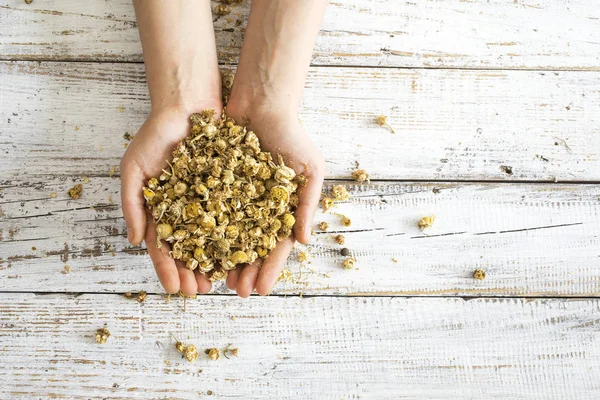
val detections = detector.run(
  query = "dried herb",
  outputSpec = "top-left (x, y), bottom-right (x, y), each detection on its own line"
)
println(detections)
top-left (321, 197), bottom-right (334, 213)
top-left (297, 251), bottom-right (309, 263)
top-left (473, 269), bottom-right (486, 280)
top-left (278, 269), bottom-right (294, 282)
top-left (184, 345), bottom-right (199, 362)
top-left (500, 165), bottom-right (513, 175)
top-left (67, 184), bottom-right (83, 199)
top-left (331, 185), bottom-right (350, 201)
top-left (215, 4), bottom-right (231, 15)
top-left (136, 291), bottom-right (147, 303)
top-left (352, 169), bottom-right (370, 183)
top-left (95, 326), bottom-right (110, 344)
top-left (342, 257), bottom-right (356, 269)
top-left (142, 110), bottom-right (305, 281)
top-left (340, 215), bottom-right (351, 227)
top-left (376, 115), bottom-right (395, 133)
top-left (418, 215), bottom-right (435, 232)
top-left (206, 348), bottom-right (220, 361)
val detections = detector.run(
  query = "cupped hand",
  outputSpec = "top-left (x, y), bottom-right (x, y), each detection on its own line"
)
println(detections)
top-left (225, 102), bottom-right (325, 297)
top-left (120, 105), bottom-right (221, 296)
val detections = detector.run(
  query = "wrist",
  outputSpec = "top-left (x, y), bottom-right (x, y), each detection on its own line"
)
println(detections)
top-left (226, 91), bottom-right (297, 127)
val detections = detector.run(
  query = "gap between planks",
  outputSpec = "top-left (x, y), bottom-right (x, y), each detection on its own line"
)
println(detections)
top-left (3, 58), bottom-right (600, 74)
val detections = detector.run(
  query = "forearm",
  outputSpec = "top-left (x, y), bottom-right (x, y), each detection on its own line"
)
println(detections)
top-left (229, 0), bottom-right (327, 116)
top-left (133, 0), bottom-right (221, 112)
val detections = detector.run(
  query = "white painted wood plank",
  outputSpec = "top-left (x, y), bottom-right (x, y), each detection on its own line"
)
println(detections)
top-left (1, 179), bottom-right (599, 296)
top-left (0, 294), bottom-right (598, 399)
top-left (1, 0), bottom-right (599, 69)
top-left (1, 62), bottom-right (599, 181)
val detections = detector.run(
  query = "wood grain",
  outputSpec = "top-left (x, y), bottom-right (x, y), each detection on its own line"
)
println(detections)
top-left (1, 179), bottom-right (599, 296)
top-left (1, 62), bottom-right (599, 181)
top-left (0, 293), bottom-right (599, 399)
top-left (1, 0), bottom-right (599, 69)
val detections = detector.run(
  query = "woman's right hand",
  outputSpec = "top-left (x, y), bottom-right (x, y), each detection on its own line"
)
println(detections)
top-left (120, 104), bottom-right (221, 296)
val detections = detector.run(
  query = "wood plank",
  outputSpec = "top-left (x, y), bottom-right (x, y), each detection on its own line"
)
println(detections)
top-left (0, 293), bottom-right (599, 398)
top-left (1, 62), bottom-right (599, 181)
top-left (1, 0), bottom-right (600, 69)
top-left (1, 179), bottom-right (599, 296)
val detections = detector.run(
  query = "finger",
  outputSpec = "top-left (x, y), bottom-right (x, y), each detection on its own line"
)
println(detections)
top-left (177, 260), bottom-right (197, 297)
top-left (293, 167), bottom-right (325, 244)
top-left (236, 260), bottom-right (262, 298)
top-left (226, 266), bottom-right (242, 290)
top-left (255, 236), bottom-right (295, 296)
top-left (195, 271), bottom-right (212, 294)
top-left (145, 221), bottom-right (179, 294)
top-left (120, 159), bottom-right (147, 245)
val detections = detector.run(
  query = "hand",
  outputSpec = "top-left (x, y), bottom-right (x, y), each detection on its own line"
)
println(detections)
top-left (120, 104), bottom-right (221, 296)
top-left (225, 102), bottom-right (326, 297)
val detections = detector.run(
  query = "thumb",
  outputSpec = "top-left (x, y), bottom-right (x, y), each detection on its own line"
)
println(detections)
top-left (293, 161), bottom-right (325, 244)
top-left (120, 159), bottom-right (147, 246)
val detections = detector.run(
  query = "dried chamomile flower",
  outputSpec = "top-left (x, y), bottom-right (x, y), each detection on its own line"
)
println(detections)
top-left (215, 4), bottom-right (231, 15)
top-left (334, 234), bottom-right (345, 245)
top-left (297, 252), bottom-right (309, 263)
top-left (136, 291), bottom-right (147, 303)
top-left (223, 344), bottom-right (239, 359)
top-left (418, 215), bottom-right (435, 232)
top-left (278, 269), bottom-right (294, 282)
top-left (95, 326), bottom-right (110, 344)
top-left (206, 348), bottom-right (220, 361)
top-left (184, 345), bottom-right (199, 362)
top-left (376, 115), bottom-right (396, 134)
top-left (173, 336), bottom-right (186, 354)
top-left (49, 192), bottom-right (57, 198)
top-left (67, 184), bottom-right (83, 199)
top-left (331, 185), bottom-right (350, 201)
top-left (473, 269), bottom-right (486, 280)
top-left (352, 169), bottom-right (370, 184)
top-left (142, 110), bottom-right (304, 281)
top-left (124, 292), bottom-right (133, 299)
top-left (342, 257), bottom-right (356, 269)
top-left (321, 197), bottom-right (334, 213)
top-left (318, 221), bottom-right (329, 231)
top-left (340, 215), bottom-right (351, 227)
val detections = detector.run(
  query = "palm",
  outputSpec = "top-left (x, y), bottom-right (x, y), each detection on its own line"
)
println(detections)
top-left (222, 111), bottom-right (325, 297)
top-left (120, 108), bottom-right (216, 296)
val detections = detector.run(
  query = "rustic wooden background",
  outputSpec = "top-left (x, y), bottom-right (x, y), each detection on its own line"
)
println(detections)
top-left (1, 0), bottom-right (599, 398)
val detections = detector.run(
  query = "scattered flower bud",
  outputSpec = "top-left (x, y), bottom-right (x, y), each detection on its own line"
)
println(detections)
top-left (473, 269), bottom-right (486, 280)
top-left (95, 327), bottom-right (110, 344)
top-left (352, 169), bottom-right (370, 184)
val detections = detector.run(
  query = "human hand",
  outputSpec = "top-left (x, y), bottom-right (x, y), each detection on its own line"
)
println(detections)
top-left (225, 101), bottom-right (326, 297)
top-left (120, 104), bottom-right (221, 296)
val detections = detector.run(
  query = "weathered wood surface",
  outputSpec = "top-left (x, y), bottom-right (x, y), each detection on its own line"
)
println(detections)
top-left (0, 294), bottom-right (599, 399)
top-left (1, 62), bottom-right (599, 181)
top-left (2, 179), bottom-right (599, 296)
top-left (1, 0), bottom-right (600, 70)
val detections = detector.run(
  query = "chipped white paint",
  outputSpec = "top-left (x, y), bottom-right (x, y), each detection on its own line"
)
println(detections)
top-left (1, 179), bottom-right (599, 296)
top-left (0, 294), bottom-right (599, 399)
top-left (1, 0), bottom-right (600, 69)
top-left (1, 62), bottom-right (599, 181)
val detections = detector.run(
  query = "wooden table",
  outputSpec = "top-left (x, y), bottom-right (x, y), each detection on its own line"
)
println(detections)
top-left (1, 1), bottom-right (599, 398)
